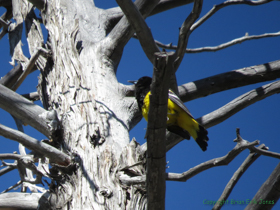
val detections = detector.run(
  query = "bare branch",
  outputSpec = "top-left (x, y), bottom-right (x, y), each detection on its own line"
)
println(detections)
top-left (166, 140), bottom-right (260, 182)
top-left (200, 80), bottom-right (280, 129)
top-left (155, 32), bottom-right (280, 53)
top-left (250, 146), bottom-right (280, 160)
top-left (140, 0), bottom-right (277, 56)
top-left (174, 0), bottom-right (202, 70)
top-left (17, 139), bottom-right (32, 192)
top-left (191, 0), bottom-right (274, 32)
top-left (12, 47), bottom-right (50, 91)
top-left (1, 180), bottom-right (22, 194)
top-left (178, 60), bottom-right (280, 102)
top-left (150, 0), bottom-right (194, 16)
top-left (0, 17), bottom-right (9, 28)
top-left (1, 160), bottom-right (17, 168)
top-left (106, 0), bottom-right (160, 65)
top-left (213, 143), bottom-right (267, 210)
top-left (106, 0), bottom-right (194, 31)
top-left (22, 91), bottom-right (40, 101)
top-left (0, 4), bottom-right (12, 39)
top-left (0, 123), bottom-right (71, 166)
top-left (0, 165), bottom-right (16, 176)
top-left (0, 153), bottom-right (23, 160)
top-left (120, 139), bottom-right (271, 189)
top-left (119, 174), bottom-right (146, 185)
top-left (0, 64), bottom-right (23, 89)
top-left (116, 0), bottom-right (160, 63)
top-left (11, 102), bottom-right (36, 192)
top-left (0, 83), bottom-right (50, 137)
top-left (22, 182), bottom-right (46, 193)
top-left (189, 32), bottom-right (280, 53)
top-left (0, 192), bottom-right (41, 209)
top-left (17, 156), bottom-right (46, 187)
top-left (244, 162), bottom-right (280, 210)
top-left (0, 17), bottom-right (10, 40)
top-left (12, 116), bottom-right (24, 134)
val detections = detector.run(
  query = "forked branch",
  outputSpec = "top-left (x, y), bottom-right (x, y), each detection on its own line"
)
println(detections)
top-left (116, 0), bottom-right (160, 63)
top-left (166, 128), bottom-right (280, 184)
top-left (107, 0), bottom-right (160, 63)
top-left (11, 47), bottom-right (51, 91)
top-left (200, 80), bottom-right (280, 129)
top-left (213, 143), bottom-right (267, 210)
top-left (191, 0), bottom-right (274, 32)
top-left (150, 0), bottom-right (277, 54)
top-left (166, 139), bottom-right (260, 182)
top-left (155, 32), bottom-right (280, 53)
top-left (106, 0), bottom-right (194, 25)
top-left (174, 0), bottom-right (203, 70)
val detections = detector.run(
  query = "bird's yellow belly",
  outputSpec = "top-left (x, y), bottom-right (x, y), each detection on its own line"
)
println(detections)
top-left (142, 92), bottom-right (199, 139)
top-left (142, 97), bottom-right (178, 124)
top-left (142, 93), bottom-right (150, 121)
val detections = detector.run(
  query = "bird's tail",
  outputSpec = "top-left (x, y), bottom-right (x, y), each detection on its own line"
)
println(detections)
top-left (195, 125), bottom-right (209, 151)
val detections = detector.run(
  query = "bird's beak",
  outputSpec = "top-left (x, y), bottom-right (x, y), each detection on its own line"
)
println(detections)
top-left (128, 80), bottom-right (138, 85)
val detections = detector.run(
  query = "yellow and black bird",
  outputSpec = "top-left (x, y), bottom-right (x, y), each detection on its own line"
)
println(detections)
top-left (129, 76), bottom-right (209, 151)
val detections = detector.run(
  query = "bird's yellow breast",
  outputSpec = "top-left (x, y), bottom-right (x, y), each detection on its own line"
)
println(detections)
top-left (142, 92), bottom-right (150, 121)
top-left (142, 91), bottom-right (199, 139)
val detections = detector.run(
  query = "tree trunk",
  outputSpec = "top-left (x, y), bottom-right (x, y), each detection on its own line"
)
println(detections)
top-left (34, 0), bottom-right (145, 209)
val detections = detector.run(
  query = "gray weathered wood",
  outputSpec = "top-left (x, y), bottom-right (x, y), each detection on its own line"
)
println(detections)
top-left (0, 123), bottom-right (71, 165)
top-left (0, 192), bottom-right (41, 209)
top-left (0, 84), bottom-right (51, 137)
top-left (146, 52), bottom-right (175, 210)
top-left (178, 59), bottom-right (280, 102)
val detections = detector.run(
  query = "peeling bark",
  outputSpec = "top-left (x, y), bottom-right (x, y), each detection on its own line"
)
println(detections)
top-left (33, 0), bottom-right (147, 208)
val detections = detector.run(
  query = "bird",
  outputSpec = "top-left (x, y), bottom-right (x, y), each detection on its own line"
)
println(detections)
top-left (129, 76), bottom-right (209, 151)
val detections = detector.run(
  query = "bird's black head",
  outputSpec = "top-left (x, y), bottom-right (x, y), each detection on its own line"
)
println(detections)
top-left (129, 76), bottom-right (152, 110)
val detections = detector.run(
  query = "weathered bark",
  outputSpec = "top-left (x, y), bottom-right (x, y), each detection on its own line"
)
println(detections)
top-left (0, 192), bottom-right (41, 209)
top-left (33, 0), bottom-right (146, 209)
top-left (0, 84), bottom-right (51, 137)
top-left (146, 52), bottom-right (175, 210)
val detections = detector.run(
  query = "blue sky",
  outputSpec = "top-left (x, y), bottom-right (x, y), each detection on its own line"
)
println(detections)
top-left (1, 1), bottom-right (280, 209)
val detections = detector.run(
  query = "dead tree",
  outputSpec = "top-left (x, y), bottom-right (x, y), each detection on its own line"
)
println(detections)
top-left (0, 0), bottom-right (280, 209)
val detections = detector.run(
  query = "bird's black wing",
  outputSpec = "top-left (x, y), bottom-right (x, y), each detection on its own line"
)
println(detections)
top-left (168, 90), bottom-right (194, 119)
